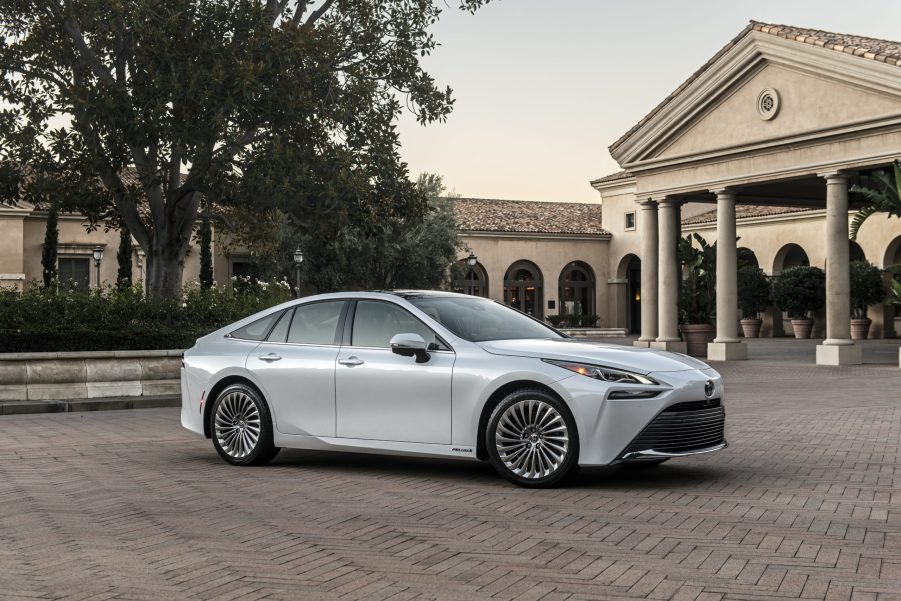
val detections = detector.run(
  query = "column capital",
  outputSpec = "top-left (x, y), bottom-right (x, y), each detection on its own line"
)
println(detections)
top-left (657, 197), bottom-right (684, 208)
top-left (636, 198), bottom-right (658, 207)
top-left (710, 187), bottom-right (739, 198)
top-left (818, 171), bottom-right (851, 183)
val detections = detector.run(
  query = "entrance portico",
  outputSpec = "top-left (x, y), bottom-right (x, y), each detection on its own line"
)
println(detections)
top-left (609, 21), bottom-right (901, 364)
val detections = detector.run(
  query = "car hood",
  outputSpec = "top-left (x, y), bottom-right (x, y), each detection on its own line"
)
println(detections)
top-left (477, 338), bottom-right (710, 374)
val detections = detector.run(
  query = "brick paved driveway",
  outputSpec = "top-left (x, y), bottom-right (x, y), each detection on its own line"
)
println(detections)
top-left (1, 355), bottom-right (900, 600)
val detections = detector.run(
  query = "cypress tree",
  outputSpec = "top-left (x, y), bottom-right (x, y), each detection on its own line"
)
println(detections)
top-left (199, 215), bottom-right (213, 290)
top-left (41, 204), bottom-right (59, 289)
top-left (117, 224), bottom-right (133, 289)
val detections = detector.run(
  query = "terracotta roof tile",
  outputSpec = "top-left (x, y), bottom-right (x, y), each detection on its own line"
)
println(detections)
top-left (610, 20), bottom-right (901, 153)
top-left (590, 170), bottom-right (634, 185)
top-left (682, 204), bottom-right (816, 226)
top-left (453, 197), bottom-right (609, 236)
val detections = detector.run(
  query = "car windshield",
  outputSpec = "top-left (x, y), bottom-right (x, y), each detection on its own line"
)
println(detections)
top-left (408, 296), bottom-right (563, 342)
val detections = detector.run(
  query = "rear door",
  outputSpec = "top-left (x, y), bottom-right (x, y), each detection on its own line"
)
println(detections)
top-left (248, 300), bottom-right (346, 436)
top-left (335, 299), bottom-right (454, 444)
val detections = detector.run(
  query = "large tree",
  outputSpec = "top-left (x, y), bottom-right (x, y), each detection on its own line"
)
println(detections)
top-left (0, 0), bottom-right (487, 297)
top-left (224, 172), bottom-right (462, 292)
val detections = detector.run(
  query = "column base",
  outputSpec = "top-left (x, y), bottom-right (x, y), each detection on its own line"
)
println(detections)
top-left (816, 343), bottom-right (862, 366)
top-left (650, 340), bottom-right (687, 353)
top-left (707, 341), bottom-right (748, 361)
top-left (633, 340), bottom-right (652, 348)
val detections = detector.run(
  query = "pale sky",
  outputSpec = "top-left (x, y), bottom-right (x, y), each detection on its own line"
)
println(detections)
top-left (396, 0), bottom-right (901, 202)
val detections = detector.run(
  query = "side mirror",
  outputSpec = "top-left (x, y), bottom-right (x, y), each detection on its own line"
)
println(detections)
top-left (390, 333), bottom-right (430, 363)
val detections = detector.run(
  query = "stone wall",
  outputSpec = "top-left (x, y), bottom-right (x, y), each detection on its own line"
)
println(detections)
top-left (0, 350), bottom-right (182, 401)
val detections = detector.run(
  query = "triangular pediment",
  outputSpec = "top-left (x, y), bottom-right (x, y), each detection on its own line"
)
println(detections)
top-left (610, 24), bottom-right (901, 168)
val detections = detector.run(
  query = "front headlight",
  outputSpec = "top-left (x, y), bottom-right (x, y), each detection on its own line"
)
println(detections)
top-left (543, 359), bottom-right (658, 385)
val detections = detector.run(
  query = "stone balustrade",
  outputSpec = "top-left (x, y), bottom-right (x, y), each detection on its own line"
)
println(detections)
top-left (0, 350), bottom-right (182, 401)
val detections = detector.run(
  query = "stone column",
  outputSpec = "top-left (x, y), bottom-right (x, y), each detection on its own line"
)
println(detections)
top-left (651, 198), bottom-right (687, 353)
top-left (816, 172), bottom-right (861, 365)
top-left (634, 199), bottom-right (658, 347)
top-left (708, 189), bottom-right (747, 361)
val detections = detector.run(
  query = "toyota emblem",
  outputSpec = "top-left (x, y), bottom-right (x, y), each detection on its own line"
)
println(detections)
top-left (704, 380), bottom-right (715, 399)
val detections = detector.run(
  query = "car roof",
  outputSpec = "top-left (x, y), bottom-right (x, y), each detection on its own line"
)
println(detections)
top-left (299, 290), bottom-right (475, 302)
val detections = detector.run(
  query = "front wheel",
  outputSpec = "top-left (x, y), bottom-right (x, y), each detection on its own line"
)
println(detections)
top-left (210, 383), bottom-right (279, 466)
top-left (486, 389), bottom-right (579, 488)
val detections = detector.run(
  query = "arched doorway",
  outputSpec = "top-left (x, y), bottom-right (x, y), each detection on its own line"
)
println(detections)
top-left (616, 254), bottom-right (641, 334)
top-left (451, 260), bottom-right (488, 297)
top-left (884, 235), bottom-right (901, 268)
top-left (504, 261), bottom-right (543, 318)
top-left (772, 243), bottom-right (810, 274)
top-left (559, 261), bottom-right (595, 318)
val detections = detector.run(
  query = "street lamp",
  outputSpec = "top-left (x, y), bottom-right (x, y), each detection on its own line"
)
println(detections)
top-left (92, 245), bottom-right (104, 289)
top-left (466, 252), bottom-right (477, 296)
top-left (293, 248), bottom-right (304, 298)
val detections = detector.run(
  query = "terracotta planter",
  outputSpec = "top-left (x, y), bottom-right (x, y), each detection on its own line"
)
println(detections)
top-left (679, 323), bottom-right (715, 357)
top-left (850, 318), bottom-right (872, 341)
top-left (790, 318), bottom-right (814, 339)
top-left (740, 318), bottom-right (763, 339)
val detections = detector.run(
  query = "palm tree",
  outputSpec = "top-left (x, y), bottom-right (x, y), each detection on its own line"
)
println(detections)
top-left (850, 160), bottom-right (901, 240)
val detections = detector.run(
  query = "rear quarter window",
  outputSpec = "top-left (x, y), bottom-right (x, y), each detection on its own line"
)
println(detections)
top-left (229, 310), bottom-right (284, 341)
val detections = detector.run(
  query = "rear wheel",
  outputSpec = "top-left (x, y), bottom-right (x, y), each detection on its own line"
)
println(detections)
top-left (210, 383), bottom-right (279, 466)
top-left (486, 389), bottom-right (579, 488)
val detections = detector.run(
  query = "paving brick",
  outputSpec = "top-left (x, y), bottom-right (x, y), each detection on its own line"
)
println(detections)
top-left (0, 351), bottom-right (900, 600)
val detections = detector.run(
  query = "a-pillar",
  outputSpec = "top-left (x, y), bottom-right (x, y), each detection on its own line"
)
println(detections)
top-left (634, 199), bottom-right (658, 348)
top-left (708, 189), bottom-right (747, 361)
top-left (651, 198), bottom-right (687, 353)
top-left (816, 172), bottom-right (862, 365)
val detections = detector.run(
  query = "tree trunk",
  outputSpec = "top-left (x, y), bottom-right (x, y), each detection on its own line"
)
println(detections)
top-left (146, 245), bottom-right (186, 299)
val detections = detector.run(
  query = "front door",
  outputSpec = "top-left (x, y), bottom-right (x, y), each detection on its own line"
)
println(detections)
top-left (335, 300), bottom-right (454, 444)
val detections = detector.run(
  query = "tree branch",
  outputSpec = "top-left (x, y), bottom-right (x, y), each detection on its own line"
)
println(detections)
top-left (292, 0), bottom-right (310, 25)
top-left (304, 0), bottom-right (336, 26)
top-left (60, 15), bottom-right (116, 87)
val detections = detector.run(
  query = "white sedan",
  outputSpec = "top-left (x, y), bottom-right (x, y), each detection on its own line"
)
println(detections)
top-left (181, 291), bottom-right (726, 487)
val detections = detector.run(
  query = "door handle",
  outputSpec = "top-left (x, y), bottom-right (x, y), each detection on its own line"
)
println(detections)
top-left (258, 353), bottom-right (282, 362)
top-left (338, 356), bottom-right (365, 366)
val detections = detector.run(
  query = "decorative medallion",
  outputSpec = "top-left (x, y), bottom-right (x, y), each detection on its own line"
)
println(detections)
top-left (757, 88), bottom-right (780, 121)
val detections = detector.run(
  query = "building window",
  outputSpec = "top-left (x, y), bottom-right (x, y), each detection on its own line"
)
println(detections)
top-left (451, 260), bottom-right (488, 297)
top-left (624, 211), bottom-right (636, 231)
top-left (58, 257), bottom-right (91, 291)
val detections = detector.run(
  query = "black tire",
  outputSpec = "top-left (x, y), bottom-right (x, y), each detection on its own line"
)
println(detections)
top-left (210, 383), bottom-right (280, 466)
top-left (621, 458), bottom-right (669, 468)
top-left (486, 388), bottom-right (579, 488)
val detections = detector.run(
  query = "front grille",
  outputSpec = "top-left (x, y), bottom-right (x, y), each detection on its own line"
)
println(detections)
top-left (619, 399), bottom-right (725, 457)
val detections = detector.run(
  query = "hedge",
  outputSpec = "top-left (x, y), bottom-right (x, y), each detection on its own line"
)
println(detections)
top-left (0, 278), bottom-right (292, 353)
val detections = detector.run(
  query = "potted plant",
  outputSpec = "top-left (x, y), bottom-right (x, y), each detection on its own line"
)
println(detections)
top-left (546, 314), bottom-right (565, 328)
top-left (849, 260), bottom-right (885, 340)
top-left (772, 266), bottom-right (825, 339)
top-left (736, 266), bottom-right (771, 338)
top-left (678, 233), bottom-right (716, 356)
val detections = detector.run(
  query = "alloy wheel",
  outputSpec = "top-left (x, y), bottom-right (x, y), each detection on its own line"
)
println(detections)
top-left (494, 399), bottom-right (570, 479)
top-left (214, 391), bottom-right (262, 459)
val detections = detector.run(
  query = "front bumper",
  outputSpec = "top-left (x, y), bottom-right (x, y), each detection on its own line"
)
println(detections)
top-left (555, 367), bottom-right (727, 466)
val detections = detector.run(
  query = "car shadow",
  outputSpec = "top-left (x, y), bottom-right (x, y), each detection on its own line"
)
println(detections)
top-left (256, 449), bottom-right (734, 490)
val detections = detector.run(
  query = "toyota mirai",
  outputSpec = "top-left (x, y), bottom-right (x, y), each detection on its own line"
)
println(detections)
top-left (181, 290), bottom-right (726, 487)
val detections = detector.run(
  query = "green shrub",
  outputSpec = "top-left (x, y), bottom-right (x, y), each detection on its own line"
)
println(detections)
top-left (0, 278), bottom-right (292, 352)
top-left (772, 266), bottom-right (825, 319)
top-left (737, 266), bottom-right (771, 319)
top-left (849, 260), bottom-right (885, 318)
